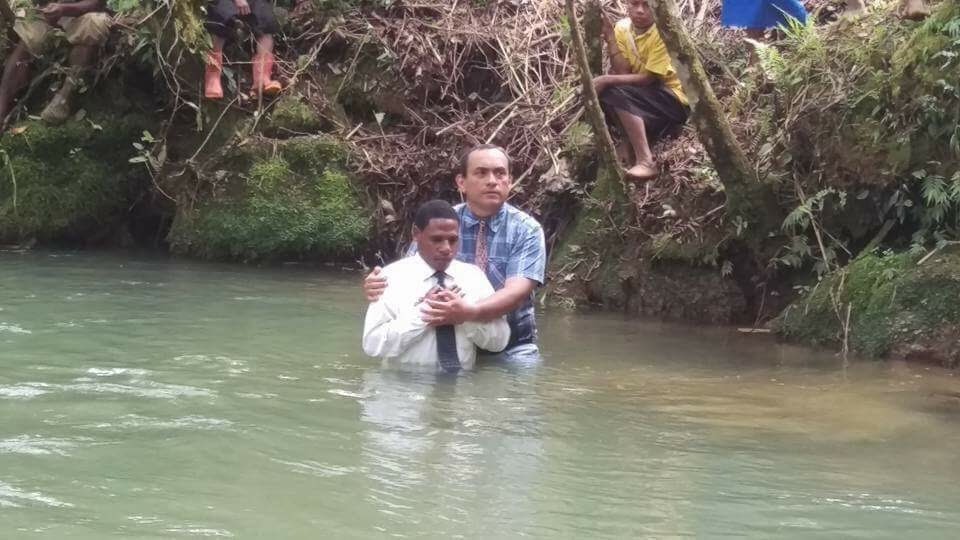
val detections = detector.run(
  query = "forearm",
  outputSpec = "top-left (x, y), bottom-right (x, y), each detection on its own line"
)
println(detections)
top-left (362, 319), bottom-right (428, 357)
top-left (467, 279), bottom-right (534, 322)
top-left (362, 302), bottom-right (429, 357)
top-left (603, 36), bottom-right (631, 75)
top-left (59, 0), bottom-right (105, 17)
top-left (464, 318), bottom-right (510, 353)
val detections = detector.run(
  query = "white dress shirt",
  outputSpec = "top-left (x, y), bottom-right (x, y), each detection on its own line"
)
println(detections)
top-left (362, 255), bottom-right (510, 370)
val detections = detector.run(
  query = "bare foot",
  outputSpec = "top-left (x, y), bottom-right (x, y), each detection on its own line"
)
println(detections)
top-left (900, 0), bottom-right (930, 21)
top-left (625, 162), bottom-right (658, 180)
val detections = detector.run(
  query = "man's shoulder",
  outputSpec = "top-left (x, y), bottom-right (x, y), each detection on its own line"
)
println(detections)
top-left (449, 260), bottom-right (492, 289)
top-left (502, 203), bottom-right (543, 234)
top-left (449, 259), bottom-right (484, 278)
top-left (381, 256), bottom-right (418, 277)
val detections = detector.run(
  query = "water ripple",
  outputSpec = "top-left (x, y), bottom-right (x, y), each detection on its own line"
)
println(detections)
top-left (0, 380), bottom-right (212, 400)
top-left (164, 526), bottom-right (234, 537)
top-left (0, 323), bottom-right (31, 334)
top-left (0, 435), bottom-right (87, 456)
top-left (0, 384), bottom-right (51, 399)
top-left (0, 481), bottom-right (73, 508)
top-left (79, 414), bottom-right (233, 432)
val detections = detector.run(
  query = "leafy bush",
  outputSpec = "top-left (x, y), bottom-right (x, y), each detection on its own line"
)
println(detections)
top-left (0, 118), bottom-right (149, 243)
top-left (168, 137), bottom-right (369, 261)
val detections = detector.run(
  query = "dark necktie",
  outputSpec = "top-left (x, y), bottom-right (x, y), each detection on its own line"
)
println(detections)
top-left (433, 271), bottom-right (461, 373)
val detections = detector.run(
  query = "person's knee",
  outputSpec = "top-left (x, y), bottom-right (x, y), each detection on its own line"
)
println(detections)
top-left (64, 12), bottom-right (112, 48)
top-left (12, 20), bottom-right (50, 58)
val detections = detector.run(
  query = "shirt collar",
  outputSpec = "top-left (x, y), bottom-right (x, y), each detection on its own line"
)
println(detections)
top-left (461, 203), bottom-right (507, 233)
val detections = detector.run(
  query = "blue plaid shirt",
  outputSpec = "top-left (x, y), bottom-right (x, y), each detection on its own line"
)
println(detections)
top-left (409, 203), bottom-right (546, 349)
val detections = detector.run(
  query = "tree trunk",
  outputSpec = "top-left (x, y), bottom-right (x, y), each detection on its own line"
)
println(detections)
top-left (648, 0), bottom-right (781, 233)
top-left (564, 0), bottom-right (625, 190)
top-left (1, 0), bottom-right (16, 43)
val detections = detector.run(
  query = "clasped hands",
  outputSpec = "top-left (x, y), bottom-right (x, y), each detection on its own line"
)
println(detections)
top-left (364, 267), bottom-right (474, 327)
top-left (419, 285), bottom-right (473, 327)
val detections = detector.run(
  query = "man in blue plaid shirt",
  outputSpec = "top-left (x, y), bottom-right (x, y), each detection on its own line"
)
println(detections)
top-left (364, 144), bottom-right (546, 362)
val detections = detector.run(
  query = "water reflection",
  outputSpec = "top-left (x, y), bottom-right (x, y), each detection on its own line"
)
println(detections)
top-left (358, 368), bottom-right (549, 534)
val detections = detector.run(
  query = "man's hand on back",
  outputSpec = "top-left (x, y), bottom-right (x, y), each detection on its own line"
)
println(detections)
top-left (234, 0), bottom-right (251, 16)
top-left (363, 266), bottom-right (388, 302)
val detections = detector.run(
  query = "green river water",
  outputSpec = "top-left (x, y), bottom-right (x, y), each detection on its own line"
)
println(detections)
top-left (2, 251), bottom-right (960, 538)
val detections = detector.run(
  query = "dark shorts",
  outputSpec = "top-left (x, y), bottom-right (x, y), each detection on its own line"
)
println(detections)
top-left (205, 0), bottom-right (279, 38)
top-left (599, 83), bottom-right (689, 142)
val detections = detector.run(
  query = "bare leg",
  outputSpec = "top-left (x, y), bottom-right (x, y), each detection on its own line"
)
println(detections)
top-left (901, 0), bottom-right (930, 20)
top-left (255, 34), bottom-right (274, 55)
top-left (0, 42), bottom-right (33, 131)
top-left (252, 34), bottom-right (281, 96)
top-left (845, 0), bottom-right (867, 17)
top-left (205, 35), bottom-right (226, 99)
top-left (743, 30), bottom-right (766, 66)
top-left (41, 44), bottom-right (98, 125)
top-left (615, 108), bottom-right (657, 179)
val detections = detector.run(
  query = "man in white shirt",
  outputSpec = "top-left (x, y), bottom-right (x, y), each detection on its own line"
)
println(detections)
top-left (362, 200), bottom-right (510, 372)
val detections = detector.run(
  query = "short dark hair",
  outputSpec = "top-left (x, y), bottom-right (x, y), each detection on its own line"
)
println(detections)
top-left (413, 199), bottom-right (459, 230)
top-left (458, 144), bottom-right (511, 176)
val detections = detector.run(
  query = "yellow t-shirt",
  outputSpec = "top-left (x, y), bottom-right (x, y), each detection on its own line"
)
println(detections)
top-left (613, 19), bottom-right (688, 106)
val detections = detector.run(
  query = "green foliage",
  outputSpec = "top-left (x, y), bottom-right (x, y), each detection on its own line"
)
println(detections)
top-left (107, 0), bottom-right (143, 12)
top-left (169, 137), bottom-right (369, 261)
top-left (170, 0), bottom-right (210, 52)
top-left (0, 118), bottom-right (149, 243)
top-left (756, 2), bottom-right (960, 280)
top-left (778, 249), bottom-right (960, 358)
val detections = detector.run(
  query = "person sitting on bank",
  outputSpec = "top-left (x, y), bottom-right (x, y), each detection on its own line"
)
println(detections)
top-left (594, 0), bottom-right (689, 181)
top-left (0, 0), bottom-right (111, 131)
top-left (362, 200), bottom-right (510, 373)
top-left (203, 0), bottom-right (282, 100)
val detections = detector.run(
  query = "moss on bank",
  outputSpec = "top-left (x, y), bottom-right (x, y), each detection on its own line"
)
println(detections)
top-left (0, 117), bottom-right (150, 245)
top-left (260, 95), bottom-right (326, 137)
top-left (777, 249), bottom-right (960, 365)
top-left (168, 136), bottom-right (369, 261)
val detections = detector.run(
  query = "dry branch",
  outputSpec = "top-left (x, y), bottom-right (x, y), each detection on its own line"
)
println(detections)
top-left (564, 0), bottom-right (625, 189)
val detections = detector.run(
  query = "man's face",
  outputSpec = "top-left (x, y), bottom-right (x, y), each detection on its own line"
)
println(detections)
top-left (414, 218), bottom-right (460, 272)
top-left (627, 0), bottom-right (655, 29)
top-left (455, 148), bottom-right (511, 216)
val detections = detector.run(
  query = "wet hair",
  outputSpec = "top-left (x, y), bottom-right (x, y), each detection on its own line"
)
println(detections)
top-left (413, 199), bottom-right (460, 231)
top-left (457, 144), bottom-right (511, 176)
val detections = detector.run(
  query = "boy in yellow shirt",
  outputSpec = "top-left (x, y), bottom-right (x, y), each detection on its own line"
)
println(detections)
top-left (594, 0), bottom-right (689, 180)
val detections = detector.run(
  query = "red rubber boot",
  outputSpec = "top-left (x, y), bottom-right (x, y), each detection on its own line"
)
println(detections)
top-left (252, 53), bottom-right (282, 97)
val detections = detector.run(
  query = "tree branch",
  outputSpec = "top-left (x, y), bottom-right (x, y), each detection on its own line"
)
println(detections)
top-left (648, 0), bottom-right (781, 234)
top-left (1, 0), bottom-right (17, 43)
top-left (564, 0), bottom-right (625, 190)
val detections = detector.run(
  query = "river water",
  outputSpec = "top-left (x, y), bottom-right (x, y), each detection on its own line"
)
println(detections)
top-left (2, 251), bottom-right (960, 538)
